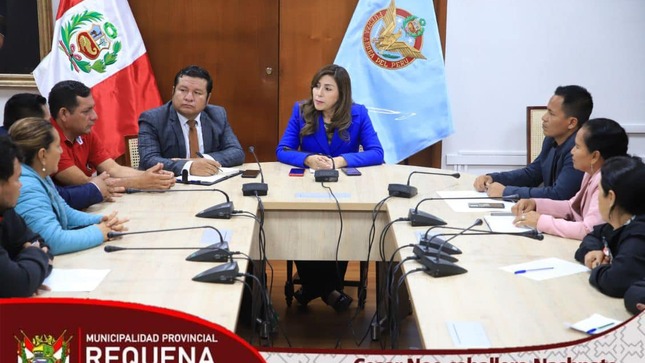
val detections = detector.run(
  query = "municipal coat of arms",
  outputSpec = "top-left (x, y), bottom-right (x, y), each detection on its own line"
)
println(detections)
top-left (15, 331), bottom-right (71, 363)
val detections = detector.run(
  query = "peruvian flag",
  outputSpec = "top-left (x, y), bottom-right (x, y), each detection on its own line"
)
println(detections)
top-left (33, 0), bottom-right (162, 158)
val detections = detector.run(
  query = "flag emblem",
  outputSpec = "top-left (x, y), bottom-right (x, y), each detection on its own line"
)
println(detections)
top-left (362, 0), bottom-right (426, 69)
top-left (58, 10), bottom-right (121, 74)
top-left (15, 331), bottom-right (71, 363)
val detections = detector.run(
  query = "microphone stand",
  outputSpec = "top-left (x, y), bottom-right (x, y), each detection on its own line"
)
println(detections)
top-left (107, 225), bottom-right (225, 244)
top-left (418, 219), bottom-right (483, 277)
top-left (388, 170), bottom-right (460, 198)
top-left (242, 146), bottom-right (268, 196)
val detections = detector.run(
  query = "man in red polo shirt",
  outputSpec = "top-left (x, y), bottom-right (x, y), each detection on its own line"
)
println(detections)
top-left (48, 80), bottom-right (175, 190)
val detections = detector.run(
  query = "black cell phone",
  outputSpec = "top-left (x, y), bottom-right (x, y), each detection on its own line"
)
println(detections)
top-left (468, 202), bottom-right (505, 209)
top-left (289, 168), bottom-right (305, 177)
top-left (241, 169), bottom-right (260, 178)
top-left (341, 167), bottom-right (362, 176)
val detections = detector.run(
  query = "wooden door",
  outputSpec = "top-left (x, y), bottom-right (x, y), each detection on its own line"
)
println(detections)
top-left (129, 0), bottom-right (279, 162)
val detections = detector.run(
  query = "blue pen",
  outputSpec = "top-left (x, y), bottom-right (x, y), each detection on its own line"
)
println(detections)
top-left (514, 267), bottom-right (554, 274)
top-left (586, 322), bottom-right (614, 334)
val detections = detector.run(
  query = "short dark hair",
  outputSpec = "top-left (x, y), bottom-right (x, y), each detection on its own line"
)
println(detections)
top-left (0, 136), bottom-right (23, 182)
top-left (3, 93), bottom-right (47, 129)
top-left (600, 156), bottom-right (645, 216)
top-left (581, 118), bottom-right (628, 160)
top-left (48, 80), bottom-right (92, 119)
top-left (173, 65), bottom-right (213, 94)
top-left (554, 85), bottom-right (593, 128)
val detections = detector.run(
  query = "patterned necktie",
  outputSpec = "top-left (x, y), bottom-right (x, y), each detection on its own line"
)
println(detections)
top-left (187, 119), bottom-right (198, 158)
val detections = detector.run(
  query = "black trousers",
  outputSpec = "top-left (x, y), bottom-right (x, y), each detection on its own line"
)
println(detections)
top-left (294, 260), bottom-right (348, 299)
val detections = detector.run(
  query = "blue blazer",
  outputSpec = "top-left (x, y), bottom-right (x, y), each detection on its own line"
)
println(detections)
top-left (15, 164), bottom-right (104, 256)
top-left (488, 134), bottom-right (583, 200)
top-left (138, 102), bottom-right (245, 175)
top-left (276, 102), bottom-right (384, 168)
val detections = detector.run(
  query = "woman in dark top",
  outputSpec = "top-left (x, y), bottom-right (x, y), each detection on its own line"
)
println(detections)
top-left (574, 156), bottom-right (645, 310)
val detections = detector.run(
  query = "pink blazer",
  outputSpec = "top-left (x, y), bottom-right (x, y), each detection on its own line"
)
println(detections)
top-left (534, 171), bottom-right (603, 240)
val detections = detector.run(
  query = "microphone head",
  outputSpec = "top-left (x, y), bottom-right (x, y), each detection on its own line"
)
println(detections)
top-left (107, 231), bottom-right (124, 239)
top-left (452, 173), bottom-right (461, 179)
top-left (104, 245), bottom-right (126, 252)
top-left (474, 218), bottom-right (484, 226)
top-left (248, 146), bottom-right (255, 153)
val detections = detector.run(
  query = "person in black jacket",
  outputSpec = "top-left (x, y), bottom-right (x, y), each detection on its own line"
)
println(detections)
top-left (0, 136), bottom-right (52, 297)
top-left (623, 280), bottom-right (645, 315)
top-left (574, 156), bottom-right (645, 309)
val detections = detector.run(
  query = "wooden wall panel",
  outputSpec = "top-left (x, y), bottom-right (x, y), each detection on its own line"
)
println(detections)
top-left (278, 0), bottom-right (358, 136)
top-left (129, 0), bottom-right (279, 162)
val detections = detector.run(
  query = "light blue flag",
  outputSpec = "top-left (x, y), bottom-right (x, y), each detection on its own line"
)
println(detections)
top-left (334, 0), bottom-right (453, 164)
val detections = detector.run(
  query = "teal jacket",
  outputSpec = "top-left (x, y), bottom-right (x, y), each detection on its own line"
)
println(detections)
top-left (15, 164), bottom-right (104, 255)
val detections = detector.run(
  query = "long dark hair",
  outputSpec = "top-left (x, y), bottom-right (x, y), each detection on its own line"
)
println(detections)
top-left (300, 64), bottom-right (353, 141)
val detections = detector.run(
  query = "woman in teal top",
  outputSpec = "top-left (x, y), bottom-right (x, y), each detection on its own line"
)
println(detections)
top-left (10, 118), bottom-right (128, 255)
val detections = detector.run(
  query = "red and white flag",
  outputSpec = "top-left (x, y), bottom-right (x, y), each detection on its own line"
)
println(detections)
top-left (33, 0), bottom-right (161, 158)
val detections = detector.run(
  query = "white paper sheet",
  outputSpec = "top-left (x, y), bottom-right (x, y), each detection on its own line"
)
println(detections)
top-left (435, 190), bottom-right (515, 212)
top-left (484, 215), bottom-right (532, 233)
top-left (500, 257), bottom-right (589, 281)
top-left (446, 321), bottom-right (491, 348)
top-left (570, 313), bottom-right (621, 335)
top-left (44, 269), bottom-right (110, 292)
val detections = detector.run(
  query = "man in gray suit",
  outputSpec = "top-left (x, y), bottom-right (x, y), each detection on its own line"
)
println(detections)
top-left (138, 65), bottom-right (245, 176)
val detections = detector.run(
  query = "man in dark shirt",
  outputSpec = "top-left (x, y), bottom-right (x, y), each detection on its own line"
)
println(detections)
top-left (0, 137), bottom-right (52, 297)
top-left (474, 85), bottom-right (593, 200)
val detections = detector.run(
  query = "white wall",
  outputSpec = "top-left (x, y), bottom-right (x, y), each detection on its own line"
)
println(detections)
top-left (443, 0), bottom-right (645, 174)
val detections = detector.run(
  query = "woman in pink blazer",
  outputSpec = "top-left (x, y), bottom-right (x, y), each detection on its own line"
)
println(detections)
top-left (512, 118), bottom-right (628, 240)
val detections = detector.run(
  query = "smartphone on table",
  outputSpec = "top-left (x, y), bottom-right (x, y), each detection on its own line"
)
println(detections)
top-left (289, 168), bottom-right (305, 177)
top-left (241, 169), bottom-right (261, 178)
top-left (341, 167), bottom-right (362, 176)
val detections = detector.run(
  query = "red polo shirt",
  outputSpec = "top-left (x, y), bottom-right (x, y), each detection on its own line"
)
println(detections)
top-left (51, 120), bottom-right (112, 177)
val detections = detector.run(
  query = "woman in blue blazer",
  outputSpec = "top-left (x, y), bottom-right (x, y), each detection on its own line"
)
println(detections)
top-left (276, 64), bottom-right (384, 311)
top-left (10, 118), bottom-right (128, 255)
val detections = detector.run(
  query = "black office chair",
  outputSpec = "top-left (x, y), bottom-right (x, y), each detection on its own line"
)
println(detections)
top-left (284, 260), bottom-right (369, 309)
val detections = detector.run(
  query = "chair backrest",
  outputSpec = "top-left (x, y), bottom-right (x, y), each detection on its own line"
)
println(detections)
top-left (124, 135), bottom-right (140, 169)
top-left (526, 106), bottom-right (547, 164)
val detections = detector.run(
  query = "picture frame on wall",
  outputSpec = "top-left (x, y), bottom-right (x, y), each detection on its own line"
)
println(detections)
top-left (0, 0), bottom-right (52, 87)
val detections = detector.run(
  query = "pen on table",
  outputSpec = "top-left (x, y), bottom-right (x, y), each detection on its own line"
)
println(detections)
top-left (514, 267), bottom-right (554, 274)
top-left (196, 152), bottom-right (224, 173)
top-left (585, 322), bottom-right (614, 334)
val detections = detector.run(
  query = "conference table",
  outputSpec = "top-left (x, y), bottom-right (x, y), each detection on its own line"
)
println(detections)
top-left (48, 162), bottom-right (631, 349)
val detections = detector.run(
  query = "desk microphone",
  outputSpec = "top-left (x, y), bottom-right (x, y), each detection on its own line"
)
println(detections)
top-left (107, 225), bottom-right (225, 245)
top-left (388, 171), bottom-right (461, 198)
top-left (408, 194), bottom-right (519, 227)
top-left (125, 188), bottom-right (234, 219)
top-left (242, 146), bottom-right (268, 196)
top-left (314, 155), bottom-right (339, 182)
top-left (104, 243), bottom-right (231, 262)
top-left (418, 219), bottom-right (482, 277)
top-left (422, 225), bottom-right (544, 241)
top-left (107, 245), bottom-right (240, 283)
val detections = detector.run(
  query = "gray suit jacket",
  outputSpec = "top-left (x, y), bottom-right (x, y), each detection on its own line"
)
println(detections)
top-left (138, 102), bottom-right (245, 175)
